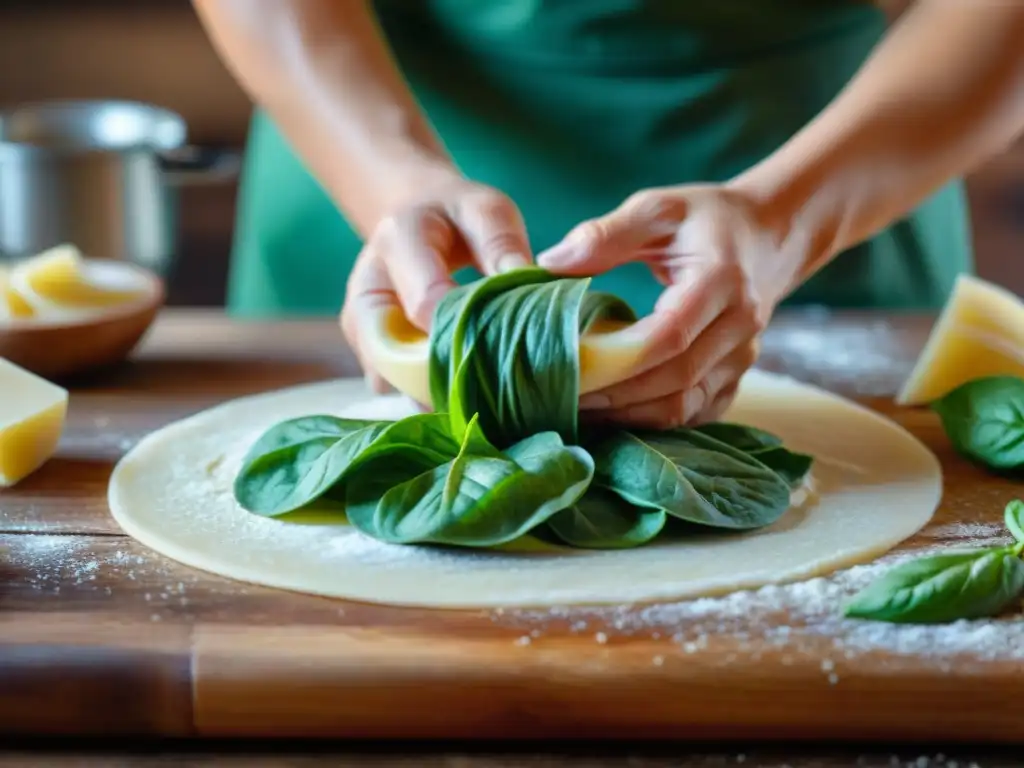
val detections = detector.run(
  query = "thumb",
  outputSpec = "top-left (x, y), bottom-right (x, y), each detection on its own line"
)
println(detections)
top-left (538, 190), bottom-right (686, 275)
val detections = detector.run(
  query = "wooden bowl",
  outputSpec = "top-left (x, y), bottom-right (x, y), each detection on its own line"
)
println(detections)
top-left (0, 260), bottom-right (165, 379)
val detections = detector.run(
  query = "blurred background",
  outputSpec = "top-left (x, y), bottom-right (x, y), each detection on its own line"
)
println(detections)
top-left (2, 0), bottom-right (1022, 307)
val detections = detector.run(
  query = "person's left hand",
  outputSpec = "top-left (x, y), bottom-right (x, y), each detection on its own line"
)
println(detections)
top-left (537, 184), bottom-right (806, 429)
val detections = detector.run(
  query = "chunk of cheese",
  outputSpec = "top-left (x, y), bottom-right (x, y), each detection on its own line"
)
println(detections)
top-left (0, 266), bottom-right (35, 320)
top-left (0, 358), bottom-right (68, 487)
top-left (8, 244), bottom-right (146, 317)
top-left (362, 302), bottom-right (645, 406)
top-left (896, 274), bottom-right (1024, 405)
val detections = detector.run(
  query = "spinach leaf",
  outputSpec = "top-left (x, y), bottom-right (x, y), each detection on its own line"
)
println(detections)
top-left (694, 422), bottom-right (812, 488)
top-left (234, 413), bottom-right (458, 516)
top-left (843, 548), bottom-right (1024, 624)
top-left (1005, 499), bottom-right (1024, 544)
top-left (547, 487), bottom-right (667, 548)
top-left (932, 376), bottom-right (1024, 472)
top-left (694, 423), bottom-right (782, 452)
top-left (747, 446), bottom-right (814, 488)
top-left (588, 428), bottom-right (792, 530)
top-left (345, 415), bottom-right (595, 547)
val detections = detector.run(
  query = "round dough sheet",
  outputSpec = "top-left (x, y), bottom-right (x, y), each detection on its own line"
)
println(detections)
top-left (108, 370), bottom-right (943, 608)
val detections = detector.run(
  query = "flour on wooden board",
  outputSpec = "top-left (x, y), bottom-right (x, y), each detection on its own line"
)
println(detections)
top-left (10, 519), bottom-right (1023, 667)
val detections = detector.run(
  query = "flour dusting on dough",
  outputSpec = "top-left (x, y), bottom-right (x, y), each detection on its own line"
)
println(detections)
top-left (107, 371), bottom-right (943, 609)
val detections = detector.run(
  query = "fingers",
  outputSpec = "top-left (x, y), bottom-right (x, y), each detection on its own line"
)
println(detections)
top-left (537, 190), bottom-right (685, 274)
top-left (693, 381), bottom-right (739, 425)
top-left (380, 208), bottom-right (459, 330)
top-left (452, 191), bottom-right (533, 276)
top-left (619, 260), bottom-right (748, 381)
top-left (579, 307), bottom-right (755, 411)
top-left (585, 340), bottom-right (757, 430)
top-left (340, 249), bottom-right (396, 394)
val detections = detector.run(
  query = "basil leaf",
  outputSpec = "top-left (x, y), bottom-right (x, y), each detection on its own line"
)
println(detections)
top-left (694, 422), bottom-right (812, 488)
top-left (547, 487), bottom-right (667, 549)
top-left (694, 423), bottom-right (783, 452)
top-left (588, 428), bottom-right (792, 530)
top-left (234, 413), bottom-right (458, 516)
top-left (345, 416), bottom-right (595, 547)
top-left (844, 548), bottom-right (1024, 623)
top-left (747, 446), bottom-right (814, 489)
top-left (932, 376), bottom-right (1024, 472)
top-left (1005, 499), bottom-right (1024, 544)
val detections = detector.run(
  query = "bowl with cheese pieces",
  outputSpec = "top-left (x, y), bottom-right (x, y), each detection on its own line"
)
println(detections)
top-left (0, 244), bottom-right (164, 378)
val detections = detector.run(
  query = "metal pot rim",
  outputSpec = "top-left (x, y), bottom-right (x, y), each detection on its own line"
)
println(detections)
top-left (0, 99), bottom-right (187, 154)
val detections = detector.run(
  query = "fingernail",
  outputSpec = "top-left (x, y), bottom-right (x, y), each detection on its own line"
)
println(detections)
top-left (579, 393), bottom-right (612, 410)
top-left (496, 253), bottom-right (528, 273)
top-left (537, 243), bottom-right (577, 268)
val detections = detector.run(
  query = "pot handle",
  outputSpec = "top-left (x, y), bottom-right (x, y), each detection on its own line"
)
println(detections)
top-left (159, 145), bottom-right (242, 187)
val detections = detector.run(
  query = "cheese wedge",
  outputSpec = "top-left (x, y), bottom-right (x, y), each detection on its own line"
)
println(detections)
top-left (896, 274), bottom-right (1024, 405)
top-left (0, 358), bottom-right (69, 487)
top-left (362, 302), bottom-right (645, 406)
top-left (0, 266), bottom-right (35, 320)
top-left (8, 244), bottom-right (147, 318)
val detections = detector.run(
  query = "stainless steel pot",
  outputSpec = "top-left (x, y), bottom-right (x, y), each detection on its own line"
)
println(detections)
top-left (0, 99), bottom-right (239, 275)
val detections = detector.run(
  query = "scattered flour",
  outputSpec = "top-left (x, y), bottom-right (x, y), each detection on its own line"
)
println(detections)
top-left (6, 534), bottom-right (222, 615)
top-left (490, 530), bottom-right (1024, 665)
top-left (11, 521), bottom-right (1022, 667)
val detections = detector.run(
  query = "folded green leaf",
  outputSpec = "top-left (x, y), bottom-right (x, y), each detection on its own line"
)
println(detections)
top-left (345, 416), bottom-right (595, 547)
top-left (547, 487), bottom-right (667, 549)
top-left (430, 267), bottom-right (635, 448)
top-left (693, 423), bottom-right (782, 453)
top-left (747, 446), bottom-right (814, 489)
top-left (843, 548), bottom-right (1024, 624)
top-left (694, 422), bottom-right (812, 488)
top-left (587, 428), bottom-right (792, 530)
top-left (234, 413), bottom-right (458, 516)
top-left (1005, 499), bottom-right (1024, 544)
top-left (932, 376), bottom-right (1024, 472)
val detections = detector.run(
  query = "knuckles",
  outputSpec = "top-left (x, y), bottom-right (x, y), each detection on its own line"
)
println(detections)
top-left (567, 219), bottom-right (611, 253)
top-left (463, 189), bottom-right (518, 223)
top-left (623, 189), bottom-right (685, 224)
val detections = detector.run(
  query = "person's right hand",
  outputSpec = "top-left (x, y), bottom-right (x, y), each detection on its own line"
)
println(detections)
top-left (340, 176), bottom-right (532, 394)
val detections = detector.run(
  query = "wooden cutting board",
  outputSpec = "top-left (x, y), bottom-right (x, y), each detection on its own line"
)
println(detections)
top-left (2, 309), bottom-right (1023, 742)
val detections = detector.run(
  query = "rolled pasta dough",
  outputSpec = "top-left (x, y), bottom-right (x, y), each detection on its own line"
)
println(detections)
top-left (107, 370), bottom-right (942, 608)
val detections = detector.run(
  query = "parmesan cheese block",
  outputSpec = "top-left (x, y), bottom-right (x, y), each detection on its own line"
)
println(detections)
top-left (363, 303), bottom-right (645, 406)
top-left (896, 274), bottom-right (1024, 406)
top-left (0, 358), bottom-right (69, 486)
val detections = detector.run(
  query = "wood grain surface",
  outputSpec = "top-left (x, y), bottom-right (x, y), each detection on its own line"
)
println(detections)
top-left (2, 308), bottom-right (1024, 749)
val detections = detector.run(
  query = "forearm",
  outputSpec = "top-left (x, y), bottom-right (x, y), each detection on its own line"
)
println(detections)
top-left (731, 0), bottom-right (1024, 280)
top-left (192, 0), bottom-right (457, 235)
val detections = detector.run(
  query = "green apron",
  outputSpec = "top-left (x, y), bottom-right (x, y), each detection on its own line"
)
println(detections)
top-left (227, 0), bottom-right (973, 318)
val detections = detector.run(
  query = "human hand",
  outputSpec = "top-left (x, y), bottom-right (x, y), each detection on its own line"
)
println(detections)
top-left (538, 185), bottom-right (805, 429)
top-left (341, 175), bottom-right (532, 392)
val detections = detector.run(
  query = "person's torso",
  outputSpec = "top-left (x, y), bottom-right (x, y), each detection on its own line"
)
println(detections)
top-left (229, 1), bottom-right (972, 317)
top-left (377, 0), bottom-right (885, 71)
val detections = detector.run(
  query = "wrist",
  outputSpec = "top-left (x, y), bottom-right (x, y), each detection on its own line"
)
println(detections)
top-left (378, 150), bottom-right (464, 209)
top-left (727, 154), bottom-right (845, 291)
top-left (323, 138), bottom-right (464, 236)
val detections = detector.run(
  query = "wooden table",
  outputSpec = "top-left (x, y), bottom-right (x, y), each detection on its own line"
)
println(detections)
top-left (3, 308), bottom-right (1024, 766)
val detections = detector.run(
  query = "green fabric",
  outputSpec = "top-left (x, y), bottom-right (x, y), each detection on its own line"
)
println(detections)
top-left (227, 0), bottom-right (973, 319)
